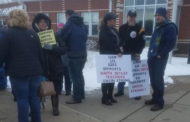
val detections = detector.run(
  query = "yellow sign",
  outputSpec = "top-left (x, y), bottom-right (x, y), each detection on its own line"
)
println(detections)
top-left (38, 29), bottom-right (56, 47)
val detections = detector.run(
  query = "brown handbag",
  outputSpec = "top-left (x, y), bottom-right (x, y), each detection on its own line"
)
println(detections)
top-left (40, 81), bottom-right (56, 96)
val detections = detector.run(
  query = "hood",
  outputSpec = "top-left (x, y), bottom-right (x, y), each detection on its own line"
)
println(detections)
top-left (32, 13), bottom-right (51, 32)
top-left (69, 14), bottom-right (84, 25)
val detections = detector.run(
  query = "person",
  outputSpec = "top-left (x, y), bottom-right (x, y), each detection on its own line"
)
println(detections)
top-left (99, 12), bottom-right (122, 105)
top-left (59, 10), bottom-right (88, 104)
top-left (0, 9), bottom-right (44, 122)
top-left (32, 13), bottom-right (66, 116)
top-left (145, 7), bottom-right (178, 111)
top-left (114, 10), bottom-right (145, 100)
top-left (0, 28), bottom-right (7, 90)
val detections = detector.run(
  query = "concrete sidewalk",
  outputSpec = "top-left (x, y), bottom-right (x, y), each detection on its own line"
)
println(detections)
top-left (1, 76), bottom-right (190, 122)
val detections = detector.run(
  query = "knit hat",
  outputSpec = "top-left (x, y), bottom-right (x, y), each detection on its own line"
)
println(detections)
top-left (156, 7), bottom-right (167, 18)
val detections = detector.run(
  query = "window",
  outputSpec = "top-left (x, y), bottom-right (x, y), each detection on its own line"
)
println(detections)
top-left (125, 0), bottom-right (134, 6)
top-left (145, 6), bottom-right (155, 35)
top-left (135, 0), bottom-right (144, 5)
top-left (136, 7), bottom-right (144, 27)
top-left (57, 13), bottom-right (66, 24)
top-left (157, 0), bottom-right (166, 4)
top-left (146, 0), bottom-right (155, 4)
top-left (81, 12), bottom-right (99, 36)
top-left (124, 0), bottom-right (167, 36)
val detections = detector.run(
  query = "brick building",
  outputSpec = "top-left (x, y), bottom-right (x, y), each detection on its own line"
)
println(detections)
top-left (0, 0), bottom-right (189, 55)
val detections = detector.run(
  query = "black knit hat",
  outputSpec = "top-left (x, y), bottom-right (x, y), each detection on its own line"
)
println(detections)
top-left (104, 12), bottom-right (117, 21)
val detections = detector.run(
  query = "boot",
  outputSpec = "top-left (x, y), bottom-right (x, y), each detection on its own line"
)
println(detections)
top-left (51, 95), bottom-right (60, 116)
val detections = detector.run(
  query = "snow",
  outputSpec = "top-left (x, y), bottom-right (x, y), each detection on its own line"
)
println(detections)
top-left (83, 48), bottom-right (190, 91)
top-left (6, 48), bottom-right (190, 91)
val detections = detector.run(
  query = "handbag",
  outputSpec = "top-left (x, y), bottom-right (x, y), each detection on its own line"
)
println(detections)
top-left (40, 81), bottom-right (56, 96)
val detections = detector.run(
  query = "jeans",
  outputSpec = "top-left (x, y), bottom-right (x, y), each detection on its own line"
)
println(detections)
top-left (64, 66), bottom-right (72, 94)
top-left (148, 56), bottom-right (168, 107)
top-left (69, 57), bottom-right (86, 101)
top-left (10, 75), bottom-right (44, 122)
top-left (117, 82), bottom-right (125, 94)
top-left (0, 67), bottom-right (7, 89)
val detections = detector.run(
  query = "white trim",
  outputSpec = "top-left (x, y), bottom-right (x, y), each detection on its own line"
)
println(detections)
top-left (27, 9), bottom-right (114, 14)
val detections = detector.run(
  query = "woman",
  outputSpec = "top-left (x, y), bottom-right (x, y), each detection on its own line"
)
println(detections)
top-left (0, 9), bottom-right (44, 122)
top-left (99, 12), bottom-right (122, 105)
top-left (32, 13), bottom-right (66, 116)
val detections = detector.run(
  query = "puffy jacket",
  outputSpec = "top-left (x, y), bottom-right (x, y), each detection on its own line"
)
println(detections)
top-left (32, 13), bottom-right (65, 80)
top-left (59, 14), bottom-right (88, 58)
top-left (148, 20), bottom-right (178, 58)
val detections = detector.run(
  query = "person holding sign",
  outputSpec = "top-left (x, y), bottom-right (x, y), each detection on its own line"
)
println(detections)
top-left (99, 12), bottom-right (123, 106)
top-left (32, 13), bottom-right (66, 116)
top-left (146, 8), bottom-right (178, 111)
top-left (115, 10), bottom-right (145, 99)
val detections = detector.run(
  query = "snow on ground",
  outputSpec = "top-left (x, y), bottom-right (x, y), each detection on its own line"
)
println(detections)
top-left (6, 48), bottom-right (190, 91)
top-left (84, 48), bottom-right (190, 91)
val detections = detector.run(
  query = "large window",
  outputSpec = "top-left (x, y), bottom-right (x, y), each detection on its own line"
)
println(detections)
top-left (81, 12), bottom-right (99, 36)
top-left (57, 13), bottom-right (66, 24)
top-left (124, 0), bottom-right (167, 36)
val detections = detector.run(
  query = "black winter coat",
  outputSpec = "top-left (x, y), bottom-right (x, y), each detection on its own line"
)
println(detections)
top-left (0, 27), bottom-right (44, 77)
top-left (32, 13), bottom-right (66, 81)
top-left (99, 26), bottom-right (121, 54)
top-left (119, 23), bottom-right (145, 55)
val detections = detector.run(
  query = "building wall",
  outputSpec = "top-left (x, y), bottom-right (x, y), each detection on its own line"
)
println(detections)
top-left (25, 0), bottom-right (113, 32)
top-left (174, 0), bottom-right (190, 55)
top-left (24, 0), bottom-right (190, 55)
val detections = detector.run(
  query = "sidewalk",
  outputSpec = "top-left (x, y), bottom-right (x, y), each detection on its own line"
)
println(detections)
top-left (1, 76), bottom-right (190, 122)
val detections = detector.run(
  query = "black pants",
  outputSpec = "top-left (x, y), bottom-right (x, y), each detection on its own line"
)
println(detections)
top-left (50, 74), bottom-right (64, 95)
top-left (148, 56), bottom-right (168, 107)
top-left (101, 83), bottom-right (114, 100)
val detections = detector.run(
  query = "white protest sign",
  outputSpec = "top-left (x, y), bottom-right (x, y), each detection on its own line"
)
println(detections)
top-left (96, 55), bottom-right (133, 83)
top-left (128, 60), bottom-right (150, 98)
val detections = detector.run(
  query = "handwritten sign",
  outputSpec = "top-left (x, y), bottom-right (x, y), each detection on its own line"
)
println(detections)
top-left (38, 29), bottom-right (56, 47)
top-left (128, 60), bottom-right (150, 98)
top-left (96, 55), bottom-right (133, 83)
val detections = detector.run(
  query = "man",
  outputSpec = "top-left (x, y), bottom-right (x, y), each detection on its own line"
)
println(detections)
top-left (114, 10), bottom-right (145, 99)
top-left (59, 10), bottom-right (88, 104)
top-left (145, 7), bottom-right (177, 111)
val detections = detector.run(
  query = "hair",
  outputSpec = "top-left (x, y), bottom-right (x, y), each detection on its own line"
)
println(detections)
top-left (8, 9), bottom-right (29, 29)
top-left (66, 9), bottom-right (75, 16)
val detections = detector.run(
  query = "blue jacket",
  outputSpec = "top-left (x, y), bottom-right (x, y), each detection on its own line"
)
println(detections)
top-left (59, 14), bottom-right (88, 58)
top-left (148, 20), bottom-right (178, 58)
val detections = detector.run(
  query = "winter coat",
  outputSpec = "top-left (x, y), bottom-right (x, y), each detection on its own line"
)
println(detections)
top-left (99, 26), bottom-right (121, 54)
top-left (148, 20), bottom-right (178, 58)
top-left (32, 13), bottom-right (65, 80)
top-left (0, 27), bottom-right (44, 77)
top-left (119, 23), bottom-right (145, 55)
top-left (58, 14), bottom-right (88, 59)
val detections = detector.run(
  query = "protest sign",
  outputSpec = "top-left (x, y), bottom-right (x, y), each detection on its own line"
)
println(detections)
top-left (96, 55), bottom-right (133, 83)
top-left (38, 29), bottom-right (56, 47)
top-left (128, 60), bottom-right (150, 98)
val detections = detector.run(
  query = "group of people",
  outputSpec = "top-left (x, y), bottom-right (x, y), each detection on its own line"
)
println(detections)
top-left (99, 7), bottom-right (177, 112)
top-left (0, 7), bottom-right (177, 122)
